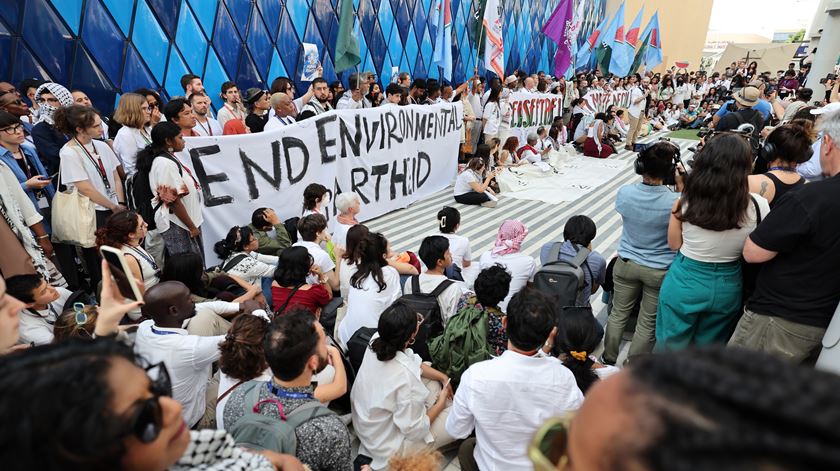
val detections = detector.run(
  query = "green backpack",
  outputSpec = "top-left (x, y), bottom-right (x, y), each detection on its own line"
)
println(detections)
top-left (430, 297), bottom-right (495, 388)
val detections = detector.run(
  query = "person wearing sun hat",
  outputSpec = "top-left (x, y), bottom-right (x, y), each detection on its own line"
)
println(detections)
top-left (243, 88), bottom-right (270, 133)
top-left (713, 86), bottom-right (766, 136)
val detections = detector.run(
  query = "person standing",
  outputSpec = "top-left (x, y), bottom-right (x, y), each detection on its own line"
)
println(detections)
top-left (112, 93), bottom-right (153, 177)
top-left (243, 88), bottom-right (271, 133)
top-left (216, 81), bottom-right (246, 130)
top-left (625, 76), bottom-right (649, 151)
top-left (189, 92), bottom-right (222, 137)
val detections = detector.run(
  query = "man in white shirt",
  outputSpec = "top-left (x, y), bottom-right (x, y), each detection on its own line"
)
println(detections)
top-left (189, 92), bottom-right (222, 137)
top-left (625, 75), bottom-right (649, 151)
top-left (446, 288), bottom-right (584, 471)
top-left (5, 274), bottom-right (72, 345)
top-left (134, 281), bottom-right (225, 428)
top-left (336, 72), bottom-right (371, 110)
top-left (292, 214), bottom-right (341, 291)
top-left (402, 236), bottom-right (467, 327)
top-left (264, 93), bottom-right (297, 131)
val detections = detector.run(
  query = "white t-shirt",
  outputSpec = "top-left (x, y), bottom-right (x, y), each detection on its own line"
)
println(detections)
top-left (332, 221), bottom-right (355, 249)
top-left (442, 233), bottom-right (472, 268)
top-left (264, 114), bottom-right (296, 131)
top-left (338, 266), bottom-right (402, 346)
top-left (192, 117), bottom-right (223, 137)
top-left (216, 370), bottom-right (271, 430)
top-left (339, 258), bottom-right (358, 301)
top-left (628, 86), bottom-right (645, 118)
top-left (454, 170), bottom-right (479, 196)
top-left (519, 148), bottom-right (541, 164)
top-left (113, 126), bottom-right (151, 177)
top-left (479, 251), bottom-right (538, 312)
top-left (680, 194), bottom-right (770, 263)
top-left (59, 139), bottom-right (121, 211)
top-left (293, 240), bottom-right (335, 274)
top-left (483, 102), bottom-right (501, 135)
top-left (149, 152), bottom-right (204, 231)
top-left (18, 286), bottom-right (72, 345)
top-left (402, 273), bottom-right (467, 327)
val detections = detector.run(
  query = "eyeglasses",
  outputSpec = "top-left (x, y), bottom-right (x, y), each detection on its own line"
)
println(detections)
top-left (1, 124), bottom-right (23, 135)
top-left (529, 414), bottom-right (575, 471)
top-left (121, 362), bottom-right (172, 443)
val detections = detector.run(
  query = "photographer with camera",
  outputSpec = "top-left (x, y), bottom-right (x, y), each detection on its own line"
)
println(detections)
top-left (712, 86), bottom-right (767, 138)
top-left (602, 141), bottom-right (684, 365)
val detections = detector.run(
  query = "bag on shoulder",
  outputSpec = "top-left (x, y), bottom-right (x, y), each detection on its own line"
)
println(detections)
top-left (398, 276), bottom-right (454, 361)
top-left (51, 167), bottom-right (96, 248)
top-left (346, 326), bottom-right (377, 377)
top-left (229, 380), bottom-right (335, 454)
top-left (430, 297), bottom-right (494, 388)
top-left (533, 243), bottom-right (592, 307)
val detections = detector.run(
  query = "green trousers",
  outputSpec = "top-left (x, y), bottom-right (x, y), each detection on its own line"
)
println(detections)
top-left (655, 253), bottom-right (742, 351)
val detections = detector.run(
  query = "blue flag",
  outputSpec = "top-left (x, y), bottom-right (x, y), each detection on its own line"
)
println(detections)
top-left (596, 2), bottom-right (624, 74)
top-left (576, 13), bottom-right (610, 70)
top-left (431, 0), bottom-right (453, 81)
top-left (644, 12), bottom-right (663, 69)
top-left (610, 7), bottom-right (642, 77)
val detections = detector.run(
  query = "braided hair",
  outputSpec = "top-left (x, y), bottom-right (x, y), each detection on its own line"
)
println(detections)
top-left (620, 347), bottom-right (840, 471)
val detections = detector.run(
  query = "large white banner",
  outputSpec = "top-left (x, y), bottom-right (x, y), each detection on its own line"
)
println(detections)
top-left (183, 103), bottom-right (463, 263)
top-left (581, 89), bottom-right (632, 114)
top-left (507, 92), bottom-right (564, 144)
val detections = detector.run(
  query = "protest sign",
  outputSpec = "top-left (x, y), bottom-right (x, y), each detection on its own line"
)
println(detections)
top-left (580, 89), bottom-right (632, 114)
top-left (184, 103), bottom-right (463, 263)
top-left (506, 91), bottom-right (564, 143)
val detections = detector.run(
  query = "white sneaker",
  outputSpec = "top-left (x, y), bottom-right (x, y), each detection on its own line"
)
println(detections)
top-left (481, 200), bottom-right (498, 208)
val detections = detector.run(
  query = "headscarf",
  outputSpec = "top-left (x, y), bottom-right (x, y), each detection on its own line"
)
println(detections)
top-left (34, 83), bottom-right (73, 125)
top-left (491, 220), bottom-right (528, 256)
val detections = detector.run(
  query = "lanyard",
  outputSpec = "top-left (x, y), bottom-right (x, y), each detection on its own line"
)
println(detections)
top-left (14, 149), bottom-right (33, 179)
top-left (127, 245), bottom-right (159, 271)
top-left (195, 119), bottom-right (213, 136)
top-left (266, 382), bottom-right (315, 400)
top-left (275, 115), bottom-right (292, 126)
top-left (768, 166), bottom-right (798, 172)
top-left (225, 104), bottom-right (244, 121)
top-left (74, 138), bottom-right (111, 191)
top-left (139, 128), bottom-right (152, 145)
top-left (165, 152), bottom-right (200, 190)
top-left (150, 326), bottom-right (182, 336)
top-left (27, 304), bottom-right (57, 325)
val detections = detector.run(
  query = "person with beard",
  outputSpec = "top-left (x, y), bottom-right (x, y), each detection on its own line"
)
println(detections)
top-left (298, 78), bottom-right (333, 121)
top-left (133, 281), bottom-right (231, 429)
top-left (223, 309), bottom-right (353, 471)
top-left (189, 92), bottom-right (222, 136)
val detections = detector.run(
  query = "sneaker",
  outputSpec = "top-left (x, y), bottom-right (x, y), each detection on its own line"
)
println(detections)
top-left (481, 200), bottom-right (498, 208)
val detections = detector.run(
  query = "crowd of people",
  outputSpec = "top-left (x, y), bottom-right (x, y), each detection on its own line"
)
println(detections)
top-left (0, 55), bottom-right (840, 471)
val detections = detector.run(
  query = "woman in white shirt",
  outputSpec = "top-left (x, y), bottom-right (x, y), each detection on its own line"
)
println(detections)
top-left (482, 87), bottom-right (502, 142)
top-left (213, 226), bottom-right (278, 286)
top-left (332, 191), bottom-right (361, 249)
top-left (453, 157), bottom-right (501, 207)
top-left (351, 300), bottom-right (454, 471)
top-left (112, 93), bottom-right (152, 177)
top-left (437, 206), bottom-right (471, 271)
top-left (479, 219), bottom-right (537, 312)
top-left (338, 232), bottom-right (402, 346)
top-left (657, 134), bottom-right (770, 351)
top-left (95, 210), bottom-right (159, 294)
top-left (54, 105), bottom-right (125, 287)
top-left (302, 182), bottom-right (329, 217)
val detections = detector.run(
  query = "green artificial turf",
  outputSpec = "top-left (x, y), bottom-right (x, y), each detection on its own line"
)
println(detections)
top-left (665, 128), bottom-right (702, 141)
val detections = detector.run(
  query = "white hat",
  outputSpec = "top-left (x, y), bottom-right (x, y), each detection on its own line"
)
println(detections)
top-left (505, 75), bottom-right (518, 85)
top-left (811, 102), bottom-right (840, 115)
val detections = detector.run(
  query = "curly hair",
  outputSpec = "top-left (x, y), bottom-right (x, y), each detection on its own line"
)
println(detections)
top-left (388, 450), bottom-right (443, 471)
top-left (219, 315), bottom-right (270, 381)
top-left (473, 264), bottom-right (511, 308)
top-left (616, 347), bottom-right (840, 471)
top-left (95, 210), bottom-right (141, 248)
top-left (0, 338), bottom-right (138, 470)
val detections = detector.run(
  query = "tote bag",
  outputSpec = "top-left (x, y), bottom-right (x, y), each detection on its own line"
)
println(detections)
top-left (51, 164), bottom-right (96, 248)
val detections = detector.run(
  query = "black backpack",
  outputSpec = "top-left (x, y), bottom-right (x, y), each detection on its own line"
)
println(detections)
top-left (127, 154), bottom-right (182, 231)
top-left (533, 243), bottom-right (592, 307)
top-left (398, 276), bottom-right (454, 361)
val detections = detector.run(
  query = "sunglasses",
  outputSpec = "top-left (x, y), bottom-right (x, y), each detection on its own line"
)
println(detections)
top-left (529, 414), bottom-right (575, 471)
top-left (121, 362), bottom-right (172, 443)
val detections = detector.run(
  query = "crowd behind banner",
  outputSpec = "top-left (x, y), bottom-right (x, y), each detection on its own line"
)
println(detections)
top-left (0, 52), bottom-right (839, 471)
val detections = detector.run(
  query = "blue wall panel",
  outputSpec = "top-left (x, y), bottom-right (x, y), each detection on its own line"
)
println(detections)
top-left (0, 0), bottom-right (606, 114)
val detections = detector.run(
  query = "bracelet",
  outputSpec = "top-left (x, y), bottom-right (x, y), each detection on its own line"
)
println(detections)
top-left (36, 234), bottom-right (50, 240)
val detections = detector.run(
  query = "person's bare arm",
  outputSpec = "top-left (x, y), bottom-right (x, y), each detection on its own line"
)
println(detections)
top-left (743, 237), bottom-right (778, 264)
top-left (667, 199), bottom-right (683, 251)
top-left (169, 197), bottom-right (199, 237)
top-left (314, 346), bottom-right (348, 403)
top-left (73, 180), bottom-right (121, 210)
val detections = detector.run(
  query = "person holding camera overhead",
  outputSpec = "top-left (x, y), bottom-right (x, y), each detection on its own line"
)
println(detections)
top-left (602, 141), bottom-right (684, 365)
top-left (655, 133), bottom-right (769, 351)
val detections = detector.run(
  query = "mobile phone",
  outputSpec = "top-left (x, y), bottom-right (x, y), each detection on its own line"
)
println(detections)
top-left (100, 245), bottom-right (144, 301)
top-left (48, 172), bottom-right (59, 179)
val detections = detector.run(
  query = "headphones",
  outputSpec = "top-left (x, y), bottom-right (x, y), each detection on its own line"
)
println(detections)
top-left (635, 140), bottom-right (680, 176)
top-left (759, 129), bottom-right (814, 163)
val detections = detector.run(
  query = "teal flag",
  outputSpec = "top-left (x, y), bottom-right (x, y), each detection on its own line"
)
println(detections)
top-left (335, 0), bottom-right (361, 72)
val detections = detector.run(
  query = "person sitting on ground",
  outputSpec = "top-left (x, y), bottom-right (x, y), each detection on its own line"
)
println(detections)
top-left (538, 347), bottom-right (840, 471)
top-left (216, 314), bottom-right (347, 429)
top-left (539, 215), bottom-right (607, 307)
top-left (582, 112), bottom-right (616, 158)
top-left (612, 109), bottom-right (629, 139)
top-left (480, 220), bottom-right (537, 312)
top-left (339, 224), bottom-right (368, 302)
top-left (446, 288), bottom-right (584, 471)
top-left (246, 207), bottom-right (291, 257)
top-left (403, 236), bottom-right (467, 327)
top-left (301, 182), bottom-right (329, 217)
top-left (497, 136), bottom-right (520, 166)
top-left (5, 274), bottom-right (72, 345)
top-left (603, 141), bottom-right (683, 366)
top-left (338, 232), bottom-right (402, 346)
top-left (292, 214), bottom-right (341, 291)
top-left (747, 122), bottom-right (810, 208)
top-left (332, 192), bottom-right (362, 249)
top-left (678, 104), bottom-right (699, 128)
top-left (455, 264), bottom-right (512, 357)
top-left (95, 210), bottom-right (159, 294)
top-left (728, 109), bottom-right (840, 363)
top-left (453, 157), bottom-right (501, 207)
top-left (51, 303), bottom-right (98, 342)
top-left (161, 252), bottom-right (262, 304)
top-left (223, 309), bottom-right (354, 470)
top-left (437, 206), bottom-right (472, 273)
top-left (657, 133), bottom-right (769, 352)
top-left (713, 86), bottom-right (766, 136)
top-left (214, 226), bottom-right (278, 287)
top-left (516, 133), bottom-right (550, 165)
top-left (555, 306), bottom-right (619, 394)
top-left (352, 300), bottom-right (455, 470)
top-left (271, 246), bottom-right (332, 316)
top-left (535, 126), bottom-right (554, 151)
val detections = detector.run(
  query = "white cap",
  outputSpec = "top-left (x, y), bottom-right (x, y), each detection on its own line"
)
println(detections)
top-left (811, 102), bottom-right (840, 115)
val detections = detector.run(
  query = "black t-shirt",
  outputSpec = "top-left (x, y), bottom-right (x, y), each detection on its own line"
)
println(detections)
top-left (245, 113), bottom-right (269, 133)
top-left (747, 175), bottom-right (840, 327)
top-left (716, 108), bottom-right (764, 137)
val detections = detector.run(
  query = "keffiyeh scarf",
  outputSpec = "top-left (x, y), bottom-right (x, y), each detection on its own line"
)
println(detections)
top-left (34, 83), bottom-right (74, 125)
top-left (491, 220), bottom-right (528, 256)
top-left (171, 429), bottom-right (276, 471)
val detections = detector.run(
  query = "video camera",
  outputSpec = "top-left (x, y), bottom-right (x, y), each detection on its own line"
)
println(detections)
top-left (634, 137), bottom-right (684, 186)
top-left (820, 73), bottom-right (837, 85)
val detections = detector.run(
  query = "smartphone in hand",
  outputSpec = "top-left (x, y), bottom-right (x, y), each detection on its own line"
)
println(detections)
top-left (99, 245), bottom-right (144, 301)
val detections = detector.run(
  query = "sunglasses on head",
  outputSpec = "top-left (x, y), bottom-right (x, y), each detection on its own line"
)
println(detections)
top-left (121, 362), bottom-right (172, 443)
top-left (529, 414), bottom-right (575, 471)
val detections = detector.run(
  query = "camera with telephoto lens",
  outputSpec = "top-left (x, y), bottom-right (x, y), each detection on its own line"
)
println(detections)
top-left (820, 74), bottom-right (837, 84)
